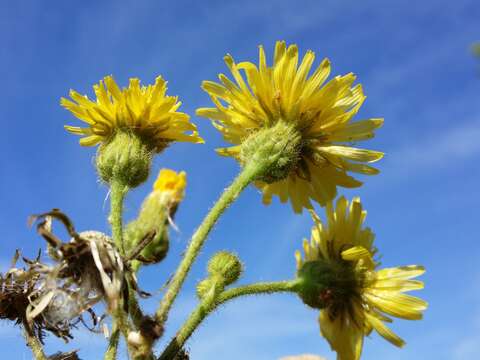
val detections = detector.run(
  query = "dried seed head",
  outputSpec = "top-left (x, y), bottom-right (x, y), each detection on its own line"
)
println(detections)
top-left (26, 210), bottom-right (127, 338)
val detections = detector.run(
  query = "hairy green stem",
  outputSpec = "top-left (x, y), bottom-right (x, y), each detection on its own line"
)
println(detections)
top-left (23, 327), bottom-right (47, 360)
top-left (103, 296), bottom-right (132, 360)
top-left (155, 162), bottom-right (263, 324)
top-left (104, 324), bottom-right (121, 360)
top-left (108, 179), bottom-right (132, 359)
top-left (128, 283), bottom-right (145, 329)
top-left (110, 179), bottom-right (128, 255)
top-left (158, 279), bottom-right (301, 360)
top-left (216, 279), bottom-right (302, 303)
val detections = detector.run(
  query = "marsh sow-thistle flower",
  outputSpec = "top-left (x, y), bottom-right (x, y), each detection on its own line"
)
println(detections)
top-left (62, 75), bottom-right (202, 149)
top-left (197, 41), bottom-right (383, 213)
top-left (295, 197), bottom-right (427, 360)
top-left (62, 76), bottom-right (203, 187)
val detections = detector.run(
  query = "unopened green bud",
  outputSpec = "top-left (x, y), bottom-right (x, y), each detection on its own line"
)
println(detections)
top-left (240, 120), bottom-right (302, 183)
top-left (196, 276), bottom-right (221, 300)
top-left (96, 131), bottom-right (152, 188)
top-left (207, 251), bottom-right (243, 286)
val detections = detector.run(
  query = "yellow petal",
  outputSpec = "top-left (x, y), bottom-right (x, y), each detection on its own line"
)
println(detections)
top-left (318, 146), bottom-right (384, 163)
top-left (341, 246), bottom-right (372, 262)
top-left (104, 75), bottom-right (123, 100)
top-left (342, 162), bottom-right (380, 175)
top-left (329, 118), bottom-right (384, 142)
top-left (365, 312), bottom-right (405, 348)
top-left (216, 146), bottom-right (241, 158)
top-left (364, 292), bottom-right (427, 320)
top-left (201, 81), bottom-right (229, 99)
top-left (64, 125), bottom-right (88, 135)
top-left (371, 279), bottom-right (424, 292)
top-left (274, 40), bottom-right (287, 66)
top-left (318, 311), bottom-right (364, 360)
top-left (79, 135), bottom-right (103, 146)
top-left (376, 266), bottom-right (425, 281)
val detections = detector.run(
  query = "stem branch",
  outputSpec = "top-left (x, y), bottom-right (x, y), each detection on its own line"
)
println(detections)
top-left (155, 162), bottom-right (262, 324)
top-left (104, 324), bottom-right (121, 360)
top-left (159, 279), bottom-right (301, 360)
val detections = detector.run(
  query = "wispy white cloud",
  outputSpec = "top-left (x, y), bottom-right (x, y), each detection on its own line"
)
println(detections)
top-left (453, 335), bottom-right (480, 360)
top-left (185, 296), bottom-right (326, 360)
top-left (451, 272), bottom-right (480, 359)
top-left (385, 120), bottom-right (480, 178)
top-left (279, 355), bottom-right (326, 360)
top-left (258, 214), bottom-right (310, 276)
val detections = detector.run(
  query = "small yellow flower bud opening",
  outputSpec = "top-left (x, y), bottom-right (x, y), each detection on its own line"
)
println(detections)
top-left (153, 169), bottom-right (187, 204)
top-left (125, 169), bottom-right (188, 268)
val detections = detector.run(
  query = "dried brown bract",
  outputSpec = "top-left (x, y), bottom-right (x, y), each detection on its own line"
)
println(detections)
top-left (47, 350), bottom-right (81, 360)
top-left (0, 250), bottom-right (73, 342)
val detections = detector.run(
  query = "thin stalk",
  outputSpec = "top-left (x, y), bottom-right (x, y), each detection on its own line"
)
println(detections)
top-left (107, 178), bottom-right (131, 359)
top-left (155, 162), bottom-right (263, 324)
top-left (104, 324), bottom-right (121, 360)
top-left (158, 279), bottom-right (301, 360)
top-left (128, 282), bottom-right (145, 329)
top-left (23, 327), bottom-right (47, 360)
top-left (102, 298), bottom-right (132, 360)
top-left (216, 279), bottom-right (302, 303)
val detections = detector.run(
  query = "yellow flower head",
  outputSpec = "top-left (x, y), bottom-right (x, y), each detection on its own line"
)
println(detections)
top-left (153, 168), bottom-right (187, 204)
top-left (295, 197), bottom-right (427, 360)
top-left (197, 41), bottom-right (383, 213)
top-left (62, 75), bottom-right (203, 152)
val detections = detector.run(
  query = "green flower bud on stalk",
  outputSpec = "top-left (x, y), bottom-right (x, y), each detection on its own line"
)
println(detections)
top-left (196, 252), bottom-right (243, 300)
top-left (96, 131), bottom-right (152, 188)
top-left (207, 251), bottom-right (243, 286)
top-left (196, 276), bottom-right (222, 300)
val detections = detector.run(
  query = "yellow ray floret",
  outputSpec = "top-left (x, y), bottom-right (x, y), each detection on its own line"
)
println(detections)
top-left (197, 41), bottom-right (383, 213)
top-left (295, 197), bottom-right (427, 360)
top-left (62, 75), bottom-right (203, 152)
top-left (153, 168), bottom-right (187, 204)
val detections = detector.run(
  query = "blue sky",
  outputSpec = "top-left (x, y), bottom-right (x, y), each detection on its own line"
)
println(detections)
top-left (1, 1), bottom-right (479, 359)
